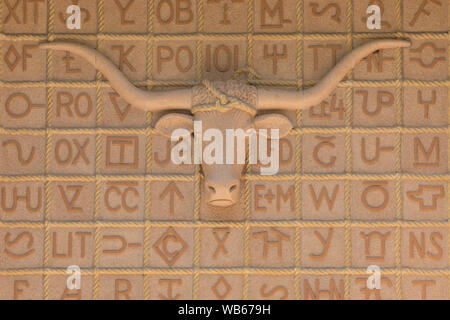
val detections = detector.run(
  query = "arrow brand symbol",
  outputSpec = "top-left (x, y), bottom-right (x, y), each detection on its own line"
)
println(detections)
top-left (159, 182), bottom-right (184, 216)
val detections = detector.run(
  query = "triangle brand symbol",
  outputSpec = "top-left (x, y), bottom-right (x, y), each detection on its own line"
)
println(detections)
top-left (109, 92), bottom-right (132, 122)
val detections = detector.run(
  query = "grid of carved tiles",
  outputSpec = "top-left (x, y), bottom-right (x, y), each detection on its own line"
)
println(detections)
top-left (0, 0), bottom-right (449, 300)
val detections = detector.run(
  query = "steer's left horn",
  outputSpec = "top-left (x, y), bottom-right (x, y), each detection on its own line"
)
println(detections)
top-left (39, 42), bottom-right (193, 111)
top-left (257, 39), bottom-right (411, 110)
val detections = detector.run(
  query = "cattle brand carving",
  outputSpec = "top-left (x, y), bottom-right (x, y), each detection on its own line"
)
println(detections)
top-left (39, 39), bottom-right (410, 209)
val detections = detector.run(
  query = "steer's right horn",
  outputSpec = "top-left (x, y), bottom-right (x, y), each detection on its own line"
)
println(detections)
top-left (257, 39), bottom-right (411, 110)
top-left (39, 42), bottom-right (193, 111)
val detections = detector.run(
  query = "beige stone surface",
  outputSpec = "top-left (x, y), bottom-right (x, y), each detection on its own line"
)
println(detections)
top-left (0, 0), bottom-right (448, 300)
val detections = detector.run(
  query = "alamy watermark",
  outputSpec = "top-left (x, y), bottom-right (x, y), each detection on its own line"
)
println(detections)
top-left (366, 265), bottom-right (381, 290)
top-left (66, 265), bottom-right (81, 290)
top-left (169, 121), bottom-right (280, 175)
top-left (366, 5), bottom-right (381, 30)
top-left (66, 5), bottom-right (81, 30)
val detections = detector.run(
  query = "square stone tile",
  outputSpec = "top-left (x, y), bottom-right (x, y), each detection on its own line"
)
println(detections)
top-left (253, 40), bottom-right (298, 80)
top-left (100, 134), bottom-right (146, 174)
top-left (251, 180), bottom-right (296, 220)
top-left (401, 133), bottom-right (448, 174)
top-left (99, 274), bottom-right (144, 300)
top-left (353, 87), bottom-right (397, 127)
top-left (353, 39), bottom-right (397, 80)
top-left (150, 181), bottom-right (195, 220)
top-left (0, 275), bottom-right (43, 300)
top-left (100, 181), bottom-right (145, 221)
top-left (153, 40), bottom-right (197, 81)
top-left (50, 134), bottom-right (96, 175)
top-left (0, 228), bottom-right (44, 269)
top-left (304, 0), bottom-right (347, 33)
top-left (301, 227), bottom-right (345, 268)
top-left (0, 134), bottom-right (46, 175)
top-left (202, 40), bottom-right (247, 80)
top-left (250, 227), bottom-right (294, 267)
top-left (149, 227), bottom-right (194, 268)
top-left (401, 227), bottom-right (448, 269)
top-left (49, 181), bottom-right (95, 221)
top-left (402, 180), bottom-right (447, 221)
top-left (48, 228), bottom-right (95, 268)
top-left (147, 275), bottom-right (193, 300)
top-left (351, 180), bottom-right (396, 221)
top-left (0, 87), bottom-right (46, 129)
top-left (303, 39), bottom-right (347, 81)
top-left (352, 133), bottom-right (396, 173)
top-left (403, 0), bottom-right (448, 32)
top-left (203, 0), bottom-right (247, 33)
top-left (302, 88), bottom-right (346, 127)
top-left (49, 40), bottom-right (97, 81)
top-left (249, 275), bottom-right (295, 300)
top-left (200, 227), bottom-right (244, 267)
top-left (47, 274), bottom-right (93, 300)
top-left (99, 227), bottom-right (144, 268)
top-left (302, 133), bottom-right (346, 173)
top-left (199, 274), bottom-right (244, 300)
top-left (2, 0), bottom-right (47, 34)
top-left (403, 87), bottom-right (448, 127)
top-left (101, 87), bottom-right (147, 127)
top-left (0, 181), bottom-right (44, 221)
top-left (254, 0), bottom-right (298, 33)
top-left (301, 274), bottom-right (345, 300)
top-left (153, 0), bottom-right (197, 33)
top-left (353, 0), bottom-right (399, 33)
top-left (51, 88), bottom-right (97, 127)
top-left (151, 134), bottom-right (196, 174)
top-left (404, 39), bottom-right (448, 80)
top-left (103, 0), bottom-right (148, 33)
top-left (351, 227), bottom-right (396, 268)
top-left (301, 180), bottom-right (345, 221)
top-left (250, 134), bottom-right (297, 174)
top-left (350, 274), bottom-right (397, 300)
top-left (402, 275), bottom-right (448, 300)
top-left (53, 0), bottom-right (98, 34)
top-left (101, 40), bottom-right (148, 81)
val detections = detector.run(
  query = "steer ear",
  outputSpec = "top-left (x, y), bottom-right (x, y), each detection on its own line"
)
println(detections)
top-left (155, 113), bottom-right (194, 139)
top-left (252, 114), bottom-right (293, 138)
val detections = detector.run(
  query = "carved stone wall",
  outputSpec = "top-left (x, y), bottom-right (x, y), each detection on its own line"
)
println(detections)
top-left (0, 0), bottom-right (448, 300)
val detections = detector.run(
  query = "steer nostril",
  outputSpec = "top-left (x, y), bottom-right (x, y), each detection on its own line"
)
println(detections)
top-left (208, 185), bottom-right (216, 193)
top-left (229, 184), bottom-right (238, 193)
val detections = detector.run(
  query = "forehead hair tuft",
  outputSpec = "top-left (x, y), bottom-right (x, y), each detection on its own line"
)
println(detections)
top-left (192, 80), bottom-right (257, 107)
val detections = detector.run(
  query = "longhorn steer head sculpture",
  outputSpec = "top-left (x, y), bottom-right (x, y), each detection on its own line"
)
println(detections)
top-left (40, 39), bottom-right (410, 208)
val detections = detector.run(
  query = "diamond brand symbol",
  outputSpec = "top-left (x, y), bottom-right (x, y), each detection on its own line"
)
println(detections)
top-left (212, 276), bottom-right (232, 300)
top-left (153, 227), bottom-right (187, 266)
top-left (5, 45), bottom-right (20, 71)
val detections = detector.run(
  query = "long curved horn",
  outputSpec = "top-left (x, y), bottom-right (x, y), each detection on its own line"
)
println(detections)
top-left (39, 42), bottom-right (192, 111)
top-left (257, 39), bottom-right (411, 110)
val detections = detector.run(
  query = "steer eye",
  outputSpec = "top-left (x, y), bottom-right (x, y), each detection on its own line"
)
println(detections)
top-left (229, 184), bottom-right (237, 192)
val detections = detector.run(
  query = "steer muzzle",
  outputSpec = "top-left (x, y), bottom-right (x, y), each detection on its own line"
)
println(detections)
top-left (204, 177), bottom-right (240, 208)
